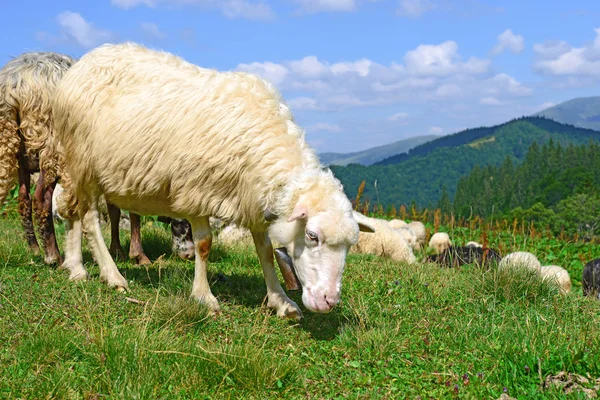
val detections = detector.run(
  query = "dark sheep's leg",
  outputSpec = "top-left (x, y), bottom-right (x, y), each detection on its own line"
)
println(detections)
top-left (17, 157), bottom-right (40, 255)
top-left (33, 171), bottom-right (62, 265)
top-left (129, 212), bottom-right (151, 265)
top-left (107, 202), bottom-right (127, 262)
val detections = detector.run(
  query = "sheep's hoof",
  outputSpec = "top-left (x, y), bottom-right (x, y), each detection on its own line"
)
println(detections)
top-left (101, 273), bottom-right (129, 291)
top-left (191, 293), bottom-right (221, 314)
top-left (268, 293), bottom-right (303, 321)
top-left (131, 253), bottom-right (152, 266)
top-left (68, 268), bottom-right (89, 282)
top-left (109, 244), bottom-right (127, 262)
top-left (44, 254), bottom-right (62, 266)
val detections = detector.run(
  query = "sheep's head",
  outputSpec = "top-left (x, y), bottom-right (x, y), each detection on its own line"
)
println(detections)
top-left (268, 188), bottom-right (374, 313)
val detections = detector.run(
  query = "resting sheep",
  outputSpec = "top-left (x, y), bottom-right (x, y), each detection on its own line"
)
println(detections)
top-left (351, 211), bottom-right (416, 264)
top-left (428, 232), bottom-right (452, 254)
top-left (0, 51), bottom-right (75, 264)
top-left (388, 219), bottom-right (407, 229)
top-left (540, 265), bottom-right (572, 294)
top-left (582, 259), bottom-right (600, 299)
top-left (52, 42), bottom-right (373, 319)
top-left (407, 221), bottom-right (426, 249)
top-left (498, 251), bottom-right (541, 273)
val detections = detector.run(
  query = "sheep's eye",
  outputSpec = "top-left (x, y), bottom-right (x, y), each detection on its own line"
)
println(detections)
top-left (306, 230), bottom-right (319, 243)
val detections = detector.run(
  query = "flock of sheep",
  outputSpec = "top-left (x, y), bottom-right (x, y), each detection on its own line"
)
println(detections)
top-left (0, 43), bottom-right (598, 324)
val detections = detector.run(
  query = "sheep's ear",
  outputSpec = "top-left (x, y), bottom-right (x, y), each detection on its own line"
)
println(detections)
top-left (288, 204), bottom-right (308, 222)
top-left (358, 222), bottom-right (375, 233)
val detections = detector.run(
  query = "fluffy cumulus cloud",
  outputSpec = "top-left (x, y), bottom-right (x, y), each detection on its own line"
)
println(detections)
top-left (111, 0), bottom-right (275, 21)
top-left (534, 28), bottom-right (600, 77)
top-left (37, 11), bottom-right (115, 48)
top-left (492, 29), bottom-right (524, 55)
top-left (237, 39), bottom-right (530, 112)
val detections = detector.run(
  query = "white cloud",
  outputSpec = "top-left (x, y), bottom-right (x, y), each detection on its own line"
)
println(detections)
top-left (39, 11), bottom-right (115, 48)
top-left (480, 97), bottom-right (502, 106)
top-left (236, 39), bottom-right (528, 112)
top-left (428, 126), bottom-right (443, 134)
top-left (140, 22), bottom-right (166, 39)
top-left (306, 122), bottom-right (342, 132)
top-left (396, 0), bottom-right (435, 17)
top-left (492, 29), bottom-right (524, 55)
top-left (292, 0), bottom-right (356, 13)
top-left (534, 28), bottom-right (600, 77)
top-left (388, 112), bottom-right (409, 121)
top-left (111, 0), bottom-right (275, 21)
top-left (404, 41), bottom-right (490, 76)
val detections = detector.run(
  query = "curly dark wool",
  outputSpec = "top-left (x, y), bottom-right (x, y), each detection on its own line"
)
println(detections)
top-left (427, 246), bottom-right (502, 268)
top-left (582, 258), bottom-right (600, 299)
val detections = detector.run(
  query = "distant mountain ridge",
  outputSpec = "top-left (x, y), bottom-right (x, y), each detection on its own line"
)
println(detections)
top-left (534, 96), bottom-right (600, 131)
top-left (330, 116), bottom-right (600, 208)
top-left (318, 135), bottom-right (438, 166)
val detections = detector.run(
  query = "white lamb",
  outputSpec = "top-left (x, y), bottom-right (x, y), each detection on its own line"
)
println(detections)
top-left (388, 219), bottom-right (407, 229)
top-left (428, 232), bottom-right (452, 254)
top-left (51, 42), bottom-right (374, 320)
top-left (407, 221), bottom-right (426, 249)
top-left (540, 265), bottom-right (572, 294)
top-left (351, 212), bottom-right (417, 264)
top-left (498, 251), bottom-right (541, 273)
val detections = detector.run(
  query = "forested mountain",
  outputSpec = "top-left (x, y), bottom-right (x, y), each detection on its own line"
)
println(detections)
top-left (319, 135), bottom-right (438, 166)
top-left (453, 140), bottom-right (600, 237)
top-left (330, 117), bottom-right (600, 209)
top-left (534, 96), bottom-right (600, 131)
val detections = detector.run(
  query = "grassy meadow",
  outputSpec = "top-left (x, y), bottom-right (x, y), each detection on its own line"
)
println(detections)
top-left (1, 208), bottom-right (599, 399)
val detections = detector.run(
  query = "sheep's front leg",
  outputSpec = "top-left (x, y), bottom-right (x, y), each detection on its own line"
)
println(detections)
top-left (107, 202), bottom-right (127, 262)
top-left (251, 230), bottom-right (302, 320)
top-left (82, 208), bottom-right (128, 291)
top-left (16, 160), bottom-right (40, 255)
top-left (33, 171), bottom-right (62, 265)
top-left (61, 218), bottom-right (88, 281)
top-left (189, 217), bottom-right (220, 313)
top-left (128, 213), bottom-right (152, 265)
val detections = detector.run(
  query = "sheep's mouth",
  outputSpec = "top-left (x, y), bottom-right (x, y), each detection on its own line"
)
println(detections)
top-left (274, 247), bottom-right (301, 291)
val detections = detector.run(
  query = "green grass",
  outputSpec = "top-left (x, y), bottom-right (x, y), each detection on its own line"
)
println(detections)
top-left (1, 216), bottom-right (599, 399)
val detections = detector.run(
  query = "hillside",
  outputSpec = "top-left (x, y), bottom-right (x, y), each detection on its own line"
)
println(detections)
top-left (534, 96), bottom-right (600, 131)
top-left (318, 135), bottom-right (438, 166)
top-left (330, 117), bottom-right (600, 208)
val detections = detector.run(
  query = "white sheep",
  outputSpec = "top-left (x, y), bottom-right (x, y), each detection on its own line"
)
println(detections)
top-left (498, 251), bottom-right (541, 273)
top-left (388, 219), bottom-right (407, 229)
top-left (407, 221), bottom-right (426, 249)
top-left (466, 241), bottom-right (482, 248)
top-left (217, 223), bottom-right (254, 247)
top-left (540, 265), bottom-right (572, 294)
top-left (51, 42), bottom-right (374, 320)
top-left (351, 212), bottom-right (417, 264)
top-left (428, 232), bottom-right (452, 254)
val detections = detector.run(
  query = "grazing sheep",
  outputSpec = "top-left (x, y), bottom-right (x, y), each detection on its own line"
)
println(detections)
top-left (582, 259), bottom-right (600, 299)
top-left (0, 51), bottom-right (76, 264)
top-left (216, 223), bottom-right (254, 247)
top-left (388, 219), bottom-right (407, 229)
top-left (52, 42), bottom-right (374, 319)
top-left (466, 241), bottom-right (482, 248)
top-left (428, 232), bottom-right (452, 254)
top-left (427, 246), bottom-right (501, 268)
top-left (395, 226), bottom-right (418, 250)
top-left (540, 265), bottom-right (572, 294)
top-left (407, 221), bottom-right (426, 248)
top-left (351, 211), bottom-right (417, 264)
top-left (498, 251), bottom-right (541, 273)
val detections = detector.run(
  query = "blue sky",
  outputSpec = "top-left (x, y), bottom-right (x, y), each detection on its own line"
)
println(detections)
top-left (3, 0), bottom-right (600, 153)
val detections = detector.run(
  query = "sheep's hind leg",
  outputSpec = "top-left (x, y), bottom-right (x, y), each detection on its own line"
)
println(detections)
top-left (106, 202), bottom-right (127, 262)
top-left (251, 230), bottom-right (302, 320)
top-left (61, 218), bottom-right (88, 281)
top-left (33, 171), bottom-right (62, 265)
top-left (16, 159), bottom-right (40, 255)
top-left (189, 216), bottom-right (220, 313)
top-left (82, 207), bottom-right (128, 291)
top-left (128, 213), bottom-right (152, 265)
